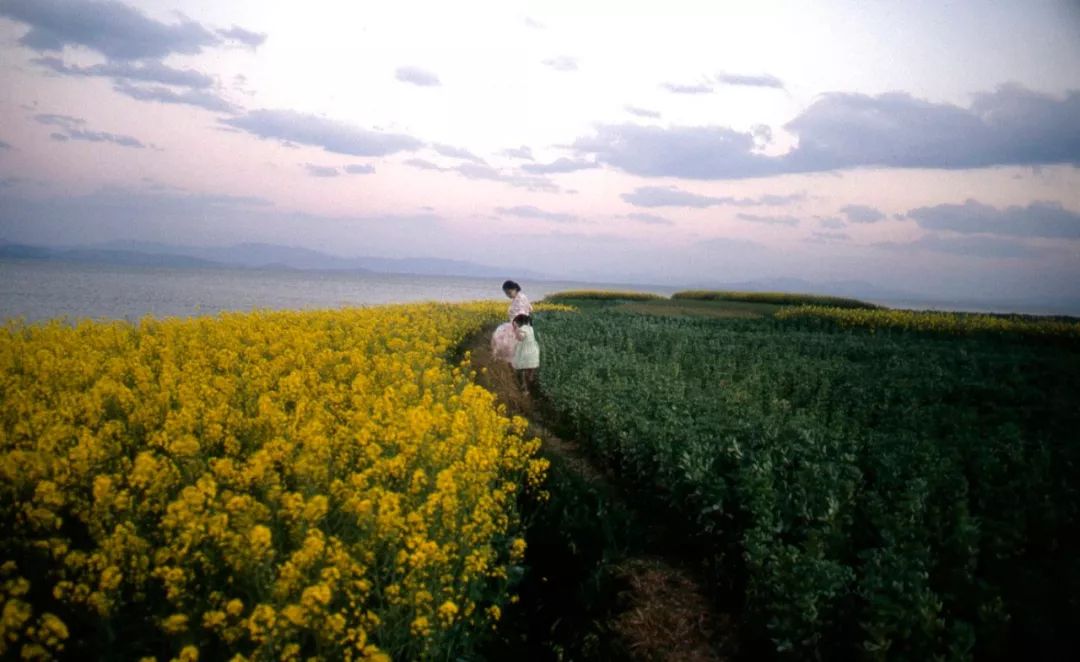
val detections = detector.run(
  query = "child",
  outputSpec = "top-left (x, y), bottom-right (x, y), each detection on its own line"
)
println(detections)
top-left (491, 280), bottom-right (532, 362)
top-left (511, 314), bottom-right (540, 393)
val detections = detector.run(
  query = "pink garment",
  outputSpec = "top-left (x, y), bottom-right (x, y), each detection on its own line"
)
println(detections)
top-left (492, 322), bottom-right (516, 361)
top-left (509, 292), bottom-right (532, 319)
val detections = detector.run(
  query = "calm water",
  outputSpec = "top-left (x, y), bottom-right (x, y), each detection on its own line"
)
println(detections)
top-left (3, 260), bottom-right (1076, 323)
top-left (0, 260), bottom-right (673, 323)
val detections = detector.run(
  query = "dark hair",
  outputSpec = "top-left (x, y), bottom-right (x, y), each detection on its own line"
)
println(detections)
top-left (513, 314), bottom-right (531, 326)
top-left (502, 280), bottom-right (521, 293)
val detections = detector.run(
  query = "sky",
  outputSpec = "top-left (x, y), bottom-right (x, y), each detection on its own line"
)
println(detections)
top-left (1, 0), bottom-right (1079, 300)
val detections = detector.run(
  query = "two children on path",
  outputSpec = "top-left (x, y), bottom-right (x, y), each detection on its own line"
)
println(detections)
top-left (491, 280), bottom-right (540, 393)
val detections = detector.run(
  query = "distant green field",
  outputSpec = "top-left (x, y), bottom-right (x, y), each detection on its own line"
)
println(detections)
top-left (777, 304), bottom-right (1080, 341)
top-left (612, 298), bottom-right (779, 319)
top-left (673, 290), bottom-right (879, 309)
top-left (542, 295), bottom-right (781, 318)
top-left (543, 290), bottom-right (664, 303)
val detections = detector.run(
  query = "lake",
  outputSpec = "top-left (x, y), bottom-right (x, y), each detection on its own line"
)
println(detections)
top-left (2, 259), bottom-right (1076, 323)
top-left (0, 260), bottom-right (675, 323)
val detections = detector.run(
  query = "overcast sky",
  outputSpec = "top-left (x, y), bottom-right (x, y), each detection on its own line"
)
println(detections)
top-left (1, 0), bottom-right (1079, 299)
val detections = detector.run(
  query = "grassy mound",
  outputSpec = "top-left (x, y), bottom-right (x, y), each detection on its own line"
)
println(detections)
top-left (777, 304), bottom-right (1080, 341)
top-left (543, 290), bottom-right (665, 303)
top-left (672, 290), bottom-right (879, 309)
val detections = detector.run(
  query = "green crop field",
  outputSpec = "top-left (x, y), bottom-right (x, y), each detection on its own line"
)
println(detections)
top-left (672, 290), bottom-right (880, 309)
top-left (535, 308), bottom-right (1080, 659)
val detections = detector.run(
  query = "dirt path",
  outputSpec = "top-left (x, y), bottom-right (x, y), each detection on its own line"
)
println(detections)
top-left (464, 328), bottom-right (736, 661)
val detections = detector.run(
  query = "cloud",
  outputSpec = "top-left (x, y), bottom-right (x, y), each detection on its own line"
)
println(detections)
top-left (877, 234), bottom-right (1047, 259)
top-left (714, 72), bottom-right (784, 89)
top-left (524, 17), bottom-right (545, 29)
top-left (217, 25), bottom-right (267, 48)
top-left (622, 186), bottom-right (725, 208)
top-left (0, 0), bottom-right (222, 60)
top-left (61, 129), bottom-right (143, 148)
top-left (574, 124), bottom-right (772, 179)
top-left (915, 234), bottom-right (1047, 259)
top-left (403, 158), bottom-right (441, 170)
top-left (661, 82), bottom-right (712, 94)
top-left (621, 185), bottom-right (804, 208)
top-left (625, 212), bottom-right (674, 226)
top-left (736, 213), bottom-right (800, 226)
top-left (495, 205), bottom-right (577, 222)
top-left (35, 113), bottom-right (87, 129)
top-left (35, 112), bottom-right (144, 148)
top-left (32, 55), bottom-right (214, 88)
top-left (573, 85), bottom-right (1080, 178)
top-left (395, 66), bottom-right (440, 86)
top-left (840, 204), bottom-right (886, 223)
top-left (432, 143), bottom-right (485, 163)
top-left (305, 164), bottom-right (339, 177)
top-left (754, 193), bottom-right (806, 205)
top-left (113, 80), bottom-right (234, 112)
top-left (403, 157), bottom-right (559, 192)
top-left (501, 145), bottom-right (534, 160)
top-left (455, 163), bottom-right (558, 192)
top-left (809, 231), bottom-right (850, 241)
top-left (542, 56), bottom-right (578, 72)
top-left (818, 216), bottom-right (846, 229)
top-left (784, 84), bottom-right (1080, 171)
top-left (0, 139), bottom-right (13, 150)
top-left (305, 164), bottom-right (377, 177)
top-left (906, 199), bottom-right (1080, 239)
top-left (520, 158), bottom-right (596, 174)
top-left (697, 236), bottom-right (766, 252)
top-left (625, 105), bottom-right (661, 119)
top-left (751, 124), bottom-right (772, 146)
top-left (222, 109), bottom-right (423, 157)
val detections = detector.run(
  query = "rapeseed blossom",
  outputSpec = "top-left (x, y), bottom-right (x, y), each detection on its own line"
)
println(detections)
top-left (0, 302), bottom-right (555, 659)
top-left (775, 305), bottom-right (1080, 339)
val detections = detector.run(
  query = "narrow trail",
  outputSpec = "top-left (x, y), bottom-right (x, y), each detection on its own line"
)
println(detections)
top-left (463, 328), bottom-right (738, 661)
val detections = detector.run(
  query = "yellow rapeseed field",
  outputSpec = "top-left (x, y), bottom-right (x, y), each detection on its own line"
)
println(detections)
top-left (0, 302), bottom-right (554, 661)
top-left (775, 304), bottom-right (1080, 339)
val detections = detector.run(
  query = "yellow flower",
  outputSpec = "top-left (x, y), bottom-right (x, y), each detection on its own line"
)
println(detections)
top-left (176, 645), bottom-right (199, 662)
top-left (410, 616), bottom-right (431, 637)
top-left (249, 525), bottom-right (272, 548)
top-left (225, 599), bottom-right (244, 618)
top-left (0, 302), bottom-right (548, 659)
top-left (437, 600), bottom-right (459, 624)
top-left (510, 537), bottom-right (527, 562)
top-left (161, 613), bottom-right (189, 635)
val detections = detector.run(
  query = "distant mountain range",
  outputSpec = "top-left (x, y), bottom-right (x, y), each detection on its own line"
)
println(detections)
top-left (0, 241), bottom-right (542, 280)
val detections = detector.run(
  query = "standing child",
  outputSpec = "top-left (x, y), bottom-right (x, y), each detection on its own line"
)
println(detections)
top-left (511, 314), bottom-right (540, 393)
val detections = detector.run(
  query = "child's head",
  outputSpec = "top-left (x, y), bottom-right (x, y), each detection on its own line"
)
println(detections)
top-left (513, 314), bottom-right (531, 326)
top-left (502, 280), bottom-right (521, 297)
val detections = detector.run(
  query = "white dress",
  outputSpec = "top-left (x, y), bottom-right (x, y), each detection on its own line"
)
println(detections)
top-left (512, 326), bottom-right (540, 369)
top-left (492, 292), bottom-right (532, 362)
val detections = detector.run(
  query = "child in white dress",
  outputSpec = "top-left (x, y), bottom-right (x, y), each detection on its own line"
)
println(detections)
top-left (511, 314), bottom-right (540, 393)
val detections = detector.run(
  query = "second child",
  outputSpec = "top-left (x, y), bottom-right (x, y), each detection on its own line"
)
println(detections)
top-left (511, 314), bottom-right (540, 393)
